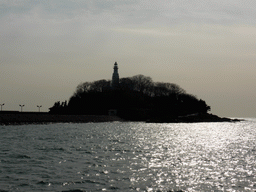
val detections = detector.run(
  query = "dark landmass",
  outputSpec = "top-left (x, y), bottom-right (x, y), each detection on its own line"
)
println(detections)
top-left (0, 111), bottom-right (240, 126)
top-left (0, 112), bottom-right (122, 126)
top-left (147, 113), bottom-right (241, 123)
top-left (47, 74), bottom-right (240, 123)
top-left (0, 74), bottom-right (241, 125)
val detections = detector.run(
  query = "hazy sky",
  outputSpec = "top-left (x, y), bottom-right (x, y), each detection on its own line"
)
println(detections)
top-left (1, 0), bottom-right (256, 117)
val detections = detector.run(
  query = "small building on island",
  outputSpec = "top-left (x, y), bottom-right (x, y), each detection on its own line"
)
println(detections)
top-left (111, 62), bottom-right (119, 89)
top-left (108, 62), bottom-right (120, 116)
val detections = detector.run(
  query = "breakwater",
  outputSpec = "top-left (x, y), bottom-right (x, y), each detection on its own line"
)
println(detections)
top-left (0, 112), bottom-right (122, 125)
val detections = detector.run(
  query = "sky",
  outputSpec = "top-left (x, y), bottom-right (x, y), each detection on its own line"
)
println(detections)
top-left (0, 0), bottom-right (256, 117)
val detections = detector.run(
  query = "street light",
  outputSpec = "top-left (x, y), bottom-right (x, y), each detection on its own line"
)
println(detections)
top-left (19, 104), bottom-right (25, 112)
top-left (0, 103), bottom-right (4, 111)
top-left (37, 105), bottom-right (42, 112)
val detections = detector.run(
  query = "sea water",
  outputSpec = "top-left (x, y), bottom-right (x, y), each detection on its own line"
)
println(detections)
top-left (0, 118), bottom-right (256, 192)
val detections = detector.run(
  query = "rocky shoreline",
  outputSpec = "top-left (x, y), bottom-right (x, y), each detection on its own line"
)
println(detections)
top-left (147, 113), bottom-right (241, 123)
top-left (0, 112), bottom-right (241, 125)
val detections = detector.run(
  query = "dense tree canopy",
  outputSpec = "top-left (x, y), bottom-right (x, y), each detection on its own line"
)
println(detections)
top-left (49, 75), bottom-right (211, 121)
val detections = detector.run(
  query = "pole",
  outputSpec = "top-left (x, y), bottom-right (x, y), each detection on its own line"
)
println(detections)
top-left (0, 103), bottom-right (4, 111)
top-left (19, 105), bottom-right (25, 112)
top-left (37, 105), bottom-right (42, 112)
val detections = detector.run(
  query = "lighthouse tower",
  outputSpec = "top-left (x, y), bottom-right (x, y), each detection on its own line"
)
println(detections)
top-left (111, 62), bottom-right (119, 89)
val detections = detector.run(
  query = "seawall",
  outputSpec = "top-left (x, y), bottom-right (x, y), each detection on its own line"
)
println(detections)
top-left (0, 112), bottom-right (123, 125)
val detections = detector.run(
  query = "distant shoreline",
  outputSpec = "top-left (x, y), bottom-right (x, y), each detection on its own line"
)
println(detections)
top-left (0, 112), bottom-right (241, 126)
top-left (0, 112), bottom-right (123, 126)
top-left (146, 113), bottom-right (242, 123)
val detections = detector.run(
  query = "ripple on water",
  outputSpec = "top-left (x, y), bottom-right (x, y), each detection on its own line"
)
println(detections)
top-left (1, 120), bottom-right (256, 191)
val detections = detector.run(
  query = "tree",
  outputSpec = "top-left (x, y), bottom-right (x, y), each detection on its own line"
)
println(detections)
top-left (154, 82), bottom-right (186, 97)
top-left (74, 82), bottom-right (92, 97)
top-left (49, 74), bottom-right (212, 119)
top-left (130, 74), bottom-right (154, 95)
top-left (90, 79), bottom-right (110, 92)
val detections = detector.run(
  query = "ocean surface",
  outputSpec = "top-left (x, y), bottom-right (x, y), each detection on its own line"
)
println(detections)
top-left (0, 118), bottom-right (256, 192)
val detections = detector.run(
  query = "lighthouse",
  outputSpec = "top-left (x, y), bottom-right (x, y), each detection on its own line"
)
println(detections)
top-left (111, 62), bottom-right (119, 89)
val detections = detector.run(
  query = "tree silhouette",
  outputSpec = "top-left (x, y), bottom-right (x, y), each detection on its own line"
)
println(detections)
top-left (49, 74), bottom-right (211, 121)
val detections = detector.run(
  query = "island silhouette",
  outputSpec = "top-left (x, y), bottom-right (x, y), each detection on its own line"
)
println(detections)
top-left (48, 62), bottom-right (238, 123)
top-left (0, 62), bottom-right (240, 125)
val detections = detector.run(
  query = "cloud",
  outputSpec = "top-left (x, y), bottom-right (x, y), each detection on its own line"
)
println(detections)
top-left (0, 0), bottom-right (31, 7)
top-left (1, 0), bottom-right (256, 28)
top-left (0, 0), bottom-right (256, 116)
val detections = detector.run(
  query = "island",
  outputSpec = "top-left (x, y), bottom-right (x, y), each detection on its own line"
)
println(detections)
top-left (0, 62), bottom-right (240, 125)
top-left (48, 62), bottom-right (239, 123)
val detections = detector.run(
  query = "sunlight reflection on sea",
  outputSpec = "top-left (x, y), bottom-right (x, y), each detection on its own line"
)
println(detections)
top-left (0, 119), bottom-right (256, 191)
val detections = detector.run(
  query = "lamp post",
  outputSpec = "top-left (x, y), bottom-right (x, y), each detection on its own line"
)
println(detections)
top-left (37, 105), bottom-right (42, 112)
top-left (19, 104), bottom-right (25, 112)
top-left (0, 103), bottom-right (4, 111)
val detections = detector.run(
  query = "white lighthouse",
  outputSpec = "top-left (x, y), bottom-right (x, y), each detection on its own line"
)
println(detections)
top-left (111, 62), bottom-right (119, 89)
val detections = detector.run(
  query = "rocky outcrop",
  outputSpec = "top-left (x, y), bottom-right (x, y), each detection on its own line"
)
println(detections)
top-left (146, 113), bottom-right (241, 123)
